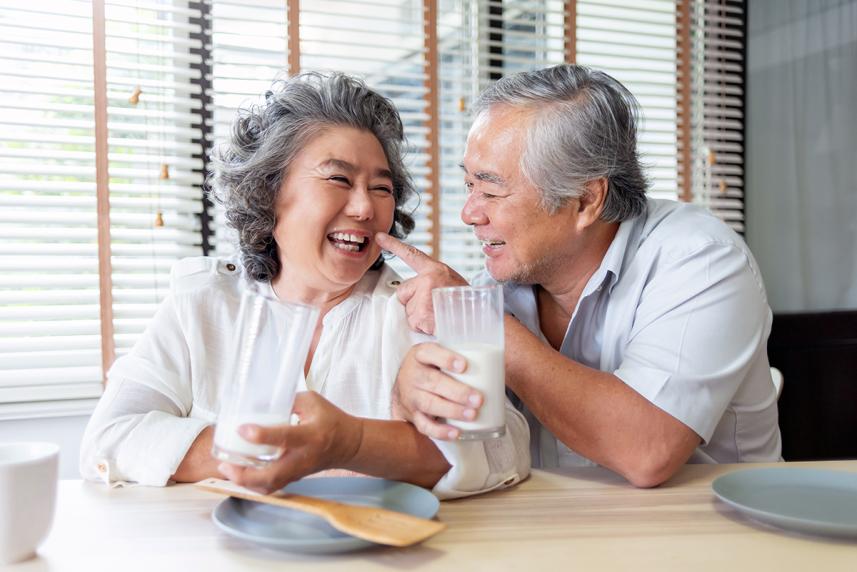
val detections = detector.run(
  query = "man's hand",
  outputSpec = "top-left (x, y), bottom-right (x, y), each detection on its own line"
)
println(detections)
top-left (217, 391), bottom-right (362, 494)
top-left (375, 232), bottom-right (468, 334)
top-left (392, 343), bottom-right (484, 440)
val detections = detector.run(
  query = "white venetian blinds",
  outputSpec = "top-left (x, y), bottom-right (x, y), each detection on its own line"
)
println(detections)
top-left (576, 0), bottom-right (679, 201)
top-left (104, 1), bottom-right (206, 358)
top-left (679, 0), bottom-right (745, 231)
top-left (208, 0), bottom-right (289, 255)
top-left (0, 1), bottom-right (103, 411)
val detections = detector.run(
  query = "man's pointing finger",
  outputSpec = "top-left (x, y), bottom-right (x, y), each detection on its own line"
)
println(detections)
top-left (375, 232), bottom-right (437, 273)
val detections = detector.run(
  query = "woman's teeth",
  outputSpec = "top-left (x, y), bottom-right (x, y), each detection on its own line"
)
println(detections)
top-left (328, 232), bottom-right (368, 252)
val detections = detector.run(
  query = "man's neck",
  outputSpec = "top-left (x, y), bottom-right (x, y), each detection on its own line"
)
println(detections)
top-left (540, 220), bottom-right (619, 314)
top-left (536, 221), bottom-right (619, 349)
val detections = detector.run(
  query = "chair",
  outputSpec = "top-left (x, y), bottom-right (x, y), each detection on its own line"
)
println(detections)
top-left (770, 367), bottom-right (784, 399)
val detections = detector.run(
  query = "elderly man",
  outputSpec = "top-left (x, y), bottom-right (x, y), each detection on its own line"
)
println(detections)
top-left (376, 64), bottom-right (781, 488)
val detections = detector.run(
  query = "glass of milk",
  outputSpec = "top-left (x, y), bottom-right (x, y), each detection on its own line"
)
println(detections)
top-left (212, 286), bottom-right (319, 467)
top-left (432, 284), bottom-right (506, 440)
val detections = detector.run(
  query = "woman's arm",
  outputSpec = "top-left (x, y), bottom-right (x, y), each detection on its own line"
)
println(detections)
top-left (218, 391), bottom-right (450, 494)
top-left (171, 426), bottom-right (222, 482)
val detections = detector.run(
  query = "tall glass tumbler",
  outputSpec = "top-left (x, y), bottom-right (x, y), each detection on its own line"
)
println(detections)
top-left (212, 286), bottom-right (319, 467)
top-left (432, 285), bottom-right (506, 440)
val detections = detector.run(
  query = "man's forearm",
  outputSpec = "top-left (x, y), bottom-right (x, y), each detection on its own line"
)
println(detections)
top-left (504, 315), bottom-right (699, 487)
top-left (345, 418), bottom-right (451, 489)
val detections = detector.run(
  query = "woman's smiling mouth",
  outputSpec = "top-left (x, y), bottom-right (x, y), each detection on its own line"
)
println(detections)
top-left (328, 231), bottom-right (369, 253)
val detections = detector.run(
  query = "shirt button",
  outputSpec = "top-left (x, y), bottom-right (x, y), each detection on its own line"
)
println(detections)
top-left (388, 280), bottom-right (401, 287)
top-left (225, 263), bottom-right (236, 272)
top-left (96, 463), bottom-right (107, 473)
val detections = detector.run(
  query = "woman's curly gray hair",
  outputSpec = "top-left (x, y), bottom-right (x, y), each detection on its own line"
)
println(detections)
top-left (208, 72), bottom-right (416, 282)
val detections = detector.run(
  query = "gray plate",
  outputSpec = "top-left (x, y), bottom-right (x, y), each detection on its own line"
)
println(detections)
top-left (212, 477), bottom-right (440, 554)
top-left (712, 467), bottom-right (857, 538)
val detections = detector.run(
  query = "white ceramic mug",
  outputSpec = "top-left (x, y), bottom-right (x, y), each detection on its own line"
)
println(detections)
top-left (0, 442), bottom-right (59, 564)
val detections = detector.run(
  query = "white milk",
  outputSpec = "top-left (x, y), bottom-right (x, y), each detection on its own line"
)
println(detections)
top-left (213, 412), bottom-right (290, 463)
top-left (448, 342), bottom-right (506, 434)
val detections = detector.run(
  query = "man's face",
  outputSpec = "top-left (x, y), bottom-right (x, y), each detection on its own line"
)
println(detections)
top-left (460, 106), bottom-right (582, 284)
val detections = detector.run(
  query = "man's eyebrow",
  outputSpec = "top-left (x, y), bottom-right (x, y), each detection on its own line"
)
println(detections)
top-left (459, 163), bottom-right (505, 185)
top-left (319, 159), bottom-right (392, 181)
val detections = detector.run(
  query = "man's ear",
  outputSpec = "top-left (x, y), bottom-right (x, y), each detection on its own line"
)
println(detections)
top-left (576, 178), bottom-right (608, 230)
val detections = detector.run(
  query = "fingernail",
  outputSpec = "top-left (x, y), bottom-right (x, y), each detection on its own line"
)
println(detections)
top-left (238, 424), bottom-right (257, 439)
top-left (447, 429), bottom-right (459, 439)
top-left (468, 393), bottom-right (482, 406)
top-left (463, 408), bottom-right (476, 420)
top-left (452, 358), bottom-right (465, 372)
top-left (217, 463), bottom-right (230, 474)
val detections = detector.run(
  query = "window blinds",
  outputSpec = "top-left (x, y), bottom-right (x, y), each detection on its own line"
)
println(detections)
top-left (678, 0), bottom-right (745, 231)
top-left (576, 0), bottom-right (679, 201)
top-left (104, 0), bottom-right (206, 357)
top-left (0, 1), bottom-right (103, 411)
top-left (208, 0), bottom-right (290, 256)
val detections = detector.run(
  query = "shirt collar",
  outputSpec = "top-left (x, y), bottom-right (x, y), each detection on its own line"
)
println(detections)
top-left (580, 208), bottom-right (642, 298)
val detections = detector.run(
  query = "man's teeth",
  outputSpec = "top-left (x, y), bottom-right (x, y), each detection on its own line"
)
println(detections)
top-left (481, 239), bottom-right (505, 247)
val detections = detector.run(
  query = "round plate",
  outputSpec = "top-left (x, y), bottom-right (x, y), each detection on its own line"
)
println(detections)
top-left (712, 467), bottom-right (857, 538)
top-left (212, 477), bottom-right (440, 554)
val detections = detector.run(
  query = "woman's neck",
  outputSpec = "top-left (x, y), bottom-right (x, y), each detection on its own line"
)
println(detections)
top-left (271, 269), bottom-right (360, 377)
top-left (270, 271), bottom-right (356, 317)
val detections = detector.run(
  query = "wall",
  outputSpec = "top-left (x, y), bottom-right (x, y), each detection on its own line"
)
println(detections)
top-left (0, 415), bottom-right (89, 479)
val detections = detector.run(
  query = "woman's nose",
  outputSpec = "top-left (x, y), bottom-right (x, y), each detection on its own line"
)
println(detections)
top-left (461, 193), bottom-right (487, 226)
top-left (345, 187), bottom-right (374, 220)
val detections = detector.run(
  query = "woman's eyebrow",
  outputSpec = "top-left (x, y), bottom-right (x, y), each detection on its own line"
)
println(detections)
top-left (318, 158), bottom-right (392, 181)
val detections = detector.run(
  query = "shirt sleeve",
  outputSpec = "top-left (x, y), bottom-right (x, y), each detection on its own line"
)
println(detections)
top-left (613, 240), bottom-right (772, 444)
top-left (79, 293), bottom-right (211, 486)
top-left (430, 399), bottom-right (531, 500)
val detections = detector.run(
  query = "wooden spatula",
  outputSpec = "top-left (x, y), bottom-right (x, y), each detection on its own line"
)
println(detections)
top-left (195, 478), bottom-right (446, 547)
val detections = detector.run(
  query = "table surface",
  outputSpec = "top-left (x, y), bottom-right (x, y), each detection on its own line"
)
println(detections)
top-left (11, 460), bottom-right (857, 571)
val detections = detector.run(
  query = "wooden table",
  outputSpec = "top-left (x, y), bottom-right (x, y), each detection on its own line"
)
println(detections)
top-left (12, 461), bottom-right (857, 571)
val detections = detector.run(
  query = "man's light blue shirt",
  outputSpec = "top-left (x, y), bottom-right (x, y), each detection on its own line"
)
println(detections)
top-left (474, 198), bottom-right (783, 468)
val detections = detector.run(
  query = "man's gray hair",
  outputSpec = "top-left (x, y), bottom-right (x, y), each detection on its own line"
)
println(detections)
top-left (208, 72), bottom-right (416, 282)
top-left (474, 64), bottom-right (648, 222)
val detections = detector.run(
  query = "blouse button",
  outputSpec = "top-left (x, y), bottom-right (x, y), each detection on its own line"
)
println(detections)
top-left (225, 263), bottom-right (236, 272)
top-left (96, 463), bottom-right (107, 473)
top-left (388, 280), bottom-right (401, 287)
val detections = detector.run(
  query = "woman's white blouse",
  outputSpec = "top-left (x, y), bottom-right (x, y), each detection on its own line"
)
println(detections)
top-left (79, 257), bottom-right (530, 499)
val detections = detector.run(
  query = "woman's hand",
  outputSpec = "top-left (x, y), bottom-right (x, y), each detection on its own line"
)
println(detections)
top-left (217, 391), bottom-right (363, 494)
top-left (391, 343), bottom-right (484, 440)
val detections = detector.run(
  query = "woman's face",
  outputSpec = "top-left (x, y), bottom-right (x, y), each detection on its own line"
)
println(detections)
top-left (273, 126), bottom-right (396, 294)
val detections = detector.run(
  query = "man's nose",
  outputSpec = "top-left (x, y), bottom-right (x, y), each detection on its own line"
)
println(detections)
top-left (345, 187), bottom-right (374, 220)
top-left (461, 193), bottom-right (487, 226)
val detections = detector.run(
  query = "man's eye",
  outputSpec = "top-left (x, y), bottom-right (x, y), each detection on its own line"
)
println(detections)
top-left (372, 186), bottom-right (394, 194)
top-left (328, 176), bottom-right (350, 185)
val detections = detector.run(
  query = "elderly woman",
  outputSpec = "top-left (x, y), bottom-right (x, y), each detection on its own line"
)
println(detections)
top-left (80, 72), bottom-right (530, 499)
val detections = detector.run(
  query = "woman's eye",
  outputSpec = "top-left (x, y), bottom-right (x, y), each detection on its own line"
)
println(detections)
top-left (372, 186), bottom-right (394, 195)
top-left (329, 176), bottom-right (350, 185)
